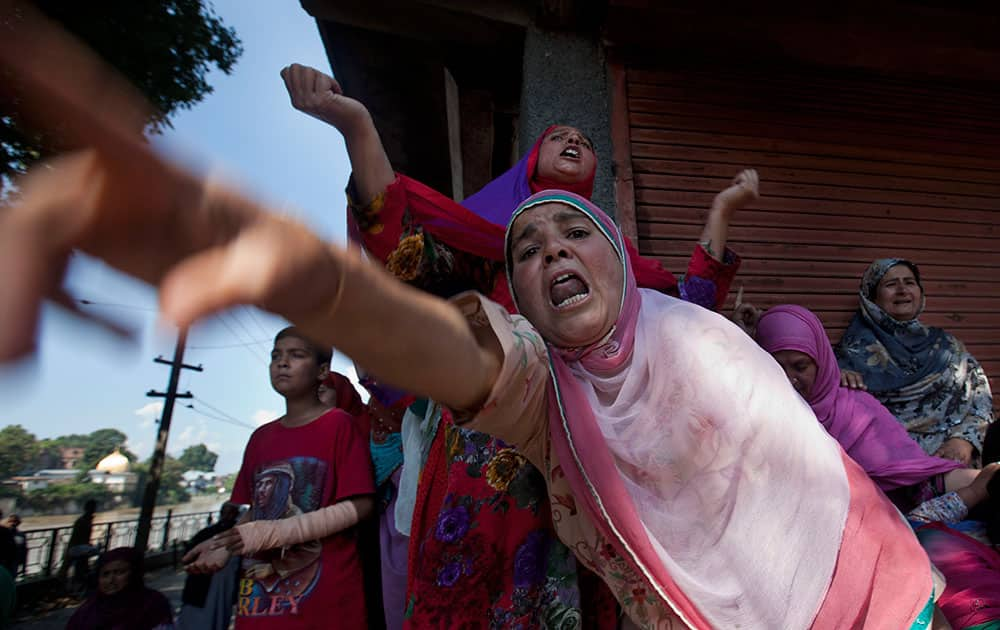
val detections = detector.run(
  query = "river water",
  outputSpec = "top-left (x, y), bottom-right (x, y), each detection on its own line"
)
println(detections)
top-left (19, 494), bottom-right (226, 531)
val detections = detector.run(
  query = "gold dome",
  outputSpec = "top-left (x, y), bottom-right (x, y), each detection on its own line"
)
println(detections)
top-left (95, 448), bottom-right (129, 474)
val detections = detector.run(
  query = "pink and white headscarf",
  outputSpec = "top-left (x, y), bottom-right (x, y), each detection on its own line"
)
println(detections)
top-left (504, 191), bottom-right (931, 629)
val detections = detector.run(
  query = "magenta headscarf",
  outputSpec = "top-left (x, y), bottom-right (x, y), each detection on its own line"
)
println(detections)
top-left (756, 304), bottom-right (962, 491)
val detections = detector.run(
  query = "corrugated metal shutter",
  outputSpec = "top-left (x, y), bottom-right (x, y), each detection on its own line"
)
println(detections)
top-left (622, 64), bottom-right (1000, 407)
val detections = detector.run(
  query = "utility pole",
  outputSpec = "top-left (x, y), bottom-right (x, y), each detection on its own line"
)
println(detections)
top-left (134, 328), bottom-right (203, 553)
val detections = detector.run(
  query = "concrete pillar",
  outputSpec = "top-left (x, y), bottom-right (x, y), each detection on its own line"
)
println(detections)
top-left (519, 25), bottom-right (615, 216)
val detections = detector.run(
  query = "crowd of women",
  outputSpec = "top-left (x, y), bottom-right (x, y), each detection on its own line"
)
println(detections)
top-left (0, 12), bottom-right (998, 630)
top-left (273, 61), bottom-right (999, 629)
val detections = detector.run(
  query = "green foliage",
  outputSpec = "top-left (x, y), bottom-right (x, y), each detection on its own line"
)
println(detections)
top-left (1, 426), bottom-right (144, 478)
top-left (0, 485), bottom-right (21, 500)
top-left (158, 455), bottom-right (190, 504)
top-left (178, 444), bottom-right (218, 472)
top-left (1, 0), bottom-right (243, 179)
top-left (80, 429), bottom-right (136, 471)
top-left (133, 455), bottom-right (189, 506)
top-left (21, 482), bottom-right (113, 512)
top-left (0, 425), bottom-right (40, 478)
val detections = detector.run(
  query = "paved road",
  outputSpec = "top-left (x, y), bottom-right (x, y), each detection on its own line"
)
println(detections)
top-left (12, 567), bottom-right (187, 629)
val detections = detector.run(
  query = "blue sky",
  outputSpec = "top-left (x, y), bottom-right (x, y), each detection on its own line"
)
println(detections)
top-left (0, 1), bottom-right (357, 474)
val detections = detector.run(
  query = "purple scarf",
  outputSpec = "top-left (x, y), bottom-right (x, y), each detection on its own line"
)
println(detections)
top-left (462, 127), bottom-right (551, 226)
top-left (756, 304), bottom-right (961, 491)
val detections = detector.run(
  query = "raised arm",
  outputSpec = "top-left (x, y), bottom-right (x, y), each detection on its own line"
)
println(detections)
top-left (699, 169), bottom-right (758, 261)
top-left (280, 63), bottom-right (394, 204)
top-left (0, 9), bottom-right (500, 411)
top-left (4, 153), bottom-right (501, 410)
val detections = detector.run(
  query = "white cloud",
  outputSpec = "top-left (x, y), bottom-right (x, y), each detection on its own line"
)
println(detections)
top-left (252, 409), bottom-right (278, 426)
top-left (169, 422), bottom-right (216, 456)
top-left (176, 425), bottom-right (196, 444)
top-left (128, 440), bottom-right (150, 460)
top-left (134, 402), bottom-right (164, 428)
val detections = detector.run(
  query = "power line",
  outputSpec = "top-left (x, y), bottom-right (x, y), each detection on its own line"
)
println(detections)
top-left (224, 310), bottom-right (262, 350)
top-left (184, 403), bottom-right (255, 430)
top-left (214, 314), bottom-right (267, 366)
top-left (223, 310), bottom-right (270, 363)
top-left (188, 339), bottom-right (272, 350)
top-left (77, 299), bottom-right (157, 312)
top-left (191, 395), bottom-right (256, 428)
top-left (241, 305), bottom-right (272, 339)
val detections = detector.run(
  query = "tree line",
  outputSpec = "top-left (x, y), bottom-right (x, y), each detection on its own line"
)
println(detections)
top-left (0, 424), bottom-right (220, 509)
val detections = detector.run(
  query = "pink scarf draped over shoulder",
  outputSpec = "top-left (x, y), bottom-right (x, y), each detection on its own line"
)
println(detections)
top-left (504, 191), bottom-right (932, 630)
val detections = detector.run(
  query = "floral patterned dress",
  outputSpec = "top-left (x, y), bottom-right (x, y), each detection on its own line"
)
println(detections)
top-left (404, 411), bottom-right (611, 629)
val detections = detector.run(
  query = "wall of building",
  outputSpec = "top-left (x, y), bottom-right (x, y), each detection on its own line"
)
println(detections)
top-left (520, 25), bottom-right (616, 216)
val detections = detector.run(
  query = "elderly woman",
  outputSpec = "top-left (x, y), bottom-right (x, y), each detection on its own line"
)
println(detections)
top-left (2, 19), bottom-right (940, 629)
top-left (837, 259), bottom-right (995, 465)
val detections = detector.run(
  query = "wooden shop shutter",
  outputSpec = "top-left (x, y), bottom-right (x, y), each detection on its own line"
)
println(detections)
top-left (619, 63), bottom-right (1000, 408)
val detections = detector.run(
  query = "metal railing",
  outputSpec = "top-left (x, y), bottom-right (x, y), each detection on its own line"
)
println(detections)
top-left (17, 510), bottom-right (214, 580)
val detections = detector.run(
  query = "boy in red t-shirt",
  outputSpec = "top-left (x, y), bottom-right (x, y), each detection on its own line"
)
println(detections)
top-left (184, 327), bottom-right (374, 629)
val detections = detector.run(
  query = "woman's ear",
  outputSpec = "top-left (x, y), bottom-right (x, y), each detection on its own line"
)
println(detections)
top-left (317, 363), bottom-right (330, 383)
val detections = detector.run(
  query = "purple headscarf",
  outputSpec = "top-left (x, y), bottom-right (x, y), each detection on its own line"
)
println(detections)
top-left (463, 125), bottom-right (597, 227)
top-left (756, 304), bottom-right (962, 491)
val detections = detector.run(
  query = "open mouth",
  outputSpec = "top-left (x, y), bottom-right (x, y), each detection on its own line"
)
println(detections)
top-left (560, 147), bottom-right (581, 159)
top-left (550, 272), bottom-right (590, 308)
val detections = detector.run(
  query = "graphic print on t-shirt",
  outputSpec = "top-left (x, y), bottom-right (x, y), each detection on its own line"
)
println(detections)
top-left (237, 456), bottom-right (328, 618)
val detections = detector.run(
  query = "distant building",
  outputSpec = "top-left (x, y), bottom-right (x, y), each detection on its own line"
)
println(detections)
top-left (181, 470), bottom-right (223, 493)
top-left (59, 446), bottom-right (86, 470)
top-left (8, 469), bottom-right (78, 492)
top-left (87, 448), bottom-right (137, 495)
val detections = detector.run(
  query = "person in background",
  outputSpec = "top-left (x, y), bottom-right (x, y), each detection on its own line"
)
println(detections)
top-left (758, 304), bottom-right (1000, 630)
top-left (319, 372), bottom-right (390, 630)
top-left (4, 515), bottom-right (26, 578)
top-left (67, 547), bottom-right (174, 630)
top-left (183, 327), bottom-right (375, 629)
top-left (177, 502), bottom-right (241, 630)
top-left (62, 500), bottom-right (99, 588)
top-left (837, 259), bottom-right (995, 465)
top-left (0, 563), bottom-right (15, 628)
top-left (756, 305), bottom-right (987, 514)
top-left (0, 510), bottom-right (17, 579)
top-left (318, 371), bottom-right (366, 419)
top-left (910, 429), bottom-right (1000, 630)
